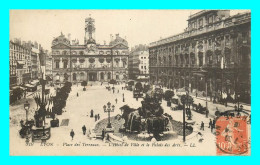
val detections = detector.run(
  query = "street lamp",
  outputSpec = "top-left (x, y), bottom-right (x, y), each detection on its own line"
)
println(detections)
top-left (103, 102), bottom-right (115, 128)
top-left (24, 101), bottom-right (30, 144)
top-left (24, 101), bottom-right (30, 122)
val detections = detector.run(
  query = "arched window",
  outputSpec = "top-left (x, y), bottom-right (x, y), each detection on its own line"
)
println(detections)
top-left (190, 53), bottom-right (195, 65)
top-left (107, 72), bottom-right (111, 80)
top-left (73, 73), bottom-right (77, 81)
top-left (185, 54), bottom-right (189, 65)
top-left (63, 60), bottom-right (68, 69)
top-left (158, 57), bottom-right (162, 65)
top-left (199, 52), bottom-right (203, 67)
top-left (80, 72), bottom-right (84, 81)
top-left (100, 72), bottom-right (104, 80)
top-left (206, 50), bottom-right (213, 65)
top-left (64, 73), bottom-right (68, 81)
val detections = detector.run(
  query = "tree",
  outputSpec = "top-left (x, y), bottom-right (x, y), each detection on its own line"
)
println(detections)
top-left (164, 90), bottom-right (174, 101)
top-left (81, 81), bottom-right (87, 91)
top-left (164, 90), bottom-right (174, 107)
top-left (180, 94), bottom-right (188, 105)
top-left (143, 84), bottom-right (150, 93)
top-left (135, 82), bottom-right (143, 91)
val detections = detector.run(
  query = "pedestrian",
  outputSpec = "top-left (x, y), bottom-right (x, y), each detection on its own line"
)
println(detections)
top-left (122, 87), bottom-right (123, 90)
top-left (95, 115), bottom-right (97, 121)
top-left (123, 97), bottom-right (125, 102)
top-left (118, 89), bottom-right (119, 93)
top-left (136, 97), bottom-right (138, 101)
top-left (90, 109), bottom-right (94, 118)
top-left (123, 93), bottom-right (124, 97)
top-left (209, 119), bottom-right (212, 128)
top-left (115, 98), bottom-right (118, 104)
top-left (82, 125), bottom-right (86, 135)
top-left (102, 129), bottom-right (105, 140)
top-left (212, 119), bottom-right (216, 129)
top-left (211, 123), bottom-right (214, 133)
top-left (70, 129), bottom-right (75, 140)
top-left (213, 96), bottom-right (216, 104)
top-left (200, 121), bottom-right (204, 131)
top-left (77, 92), bottom-right (79, 97)
top-left (97, 114), bottom-right (100, 120)
top-left (206, 109), bottom-right (209, 118)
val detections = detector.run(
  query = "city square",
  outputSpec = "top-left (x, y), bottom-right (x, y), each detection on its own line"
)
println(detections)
top-left (9, 10), bottom-right (251, 155)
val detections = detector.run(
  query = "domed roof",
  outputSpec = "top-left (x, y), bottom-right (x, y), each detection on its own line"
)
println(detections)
top-left (87, 37), bottom-right (96, 44)
top-left (109, 34), bottom-right (128, 46)
top-left (52, 32), bottom-right (70, 46)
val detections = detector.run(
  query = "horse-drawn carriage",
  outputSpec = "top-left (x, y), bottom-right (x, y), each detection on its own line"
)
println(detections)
top-left (133, 82), bottom-right (143, 98)
top-left (191, 103), bottom-right (207, 114)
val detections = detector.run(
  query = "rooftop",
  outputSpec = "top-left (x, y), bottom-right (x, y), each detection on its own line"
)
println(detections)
top-left (149, 11), bottom-right (251, 48)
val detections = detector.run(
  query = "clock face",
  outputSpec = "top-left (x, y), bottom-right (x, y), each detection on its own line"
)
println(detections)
top-left (87, 44), bottom-right (96, 52)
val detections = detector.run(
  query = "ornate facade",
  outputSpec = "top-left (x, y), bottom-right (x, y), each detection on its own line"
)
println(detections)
top-left (51, 17), bottom-right (129, 84)
top-left (9, 40), bottom-right (32, 86)
top-left (129, 45), bottom-right (149, 80)
top-left (149, 10), bottom-right (251, 103)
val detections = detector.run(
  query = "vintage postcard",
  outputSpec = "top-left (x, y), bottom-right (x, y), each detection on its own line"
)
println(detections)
top-left (9, 10), bottom-right (251, 156)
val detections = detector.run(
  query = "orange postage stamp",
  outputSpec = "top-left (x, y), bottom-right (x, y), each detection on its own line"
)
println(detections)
top-left (216, 115), bottom-right (249, 155)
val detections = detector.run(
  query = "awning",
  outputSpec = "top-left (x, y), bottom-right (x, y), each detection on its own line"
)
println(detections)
top-left (192, 73), bottom-right (205, 77)
top-left (137, 76), bottom-right (149, 80)
top-left (25, 84), bottom-right (36, 88)
top-left (20, 87), bottom-right (27, 90)
top-left (17, 61), bottom-right (25, 65)
top-left (11, 86), bottom-right (20, 90)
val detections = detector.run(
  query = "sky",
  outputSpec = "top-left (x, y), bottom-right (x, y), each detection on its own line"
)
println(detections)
top-left (10, 10), bottom-right (250, 51)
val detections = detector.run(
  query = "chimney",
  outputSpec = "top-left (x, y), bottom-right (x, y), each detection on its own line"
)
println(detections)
top-left (68, 33), bottom-right (71, 42)
top-left (110, 34), bottom-right (113, 41)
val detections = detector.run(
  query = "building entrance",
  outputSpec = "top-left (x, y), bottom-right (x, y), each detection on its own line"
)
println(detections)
top-left (88, 72), bottom-right (97, 81)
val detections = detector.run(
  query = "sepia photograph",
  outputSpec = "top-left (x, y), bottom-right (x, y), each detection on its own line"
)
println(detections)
top-left (9, 9), bottom-right (251, 156)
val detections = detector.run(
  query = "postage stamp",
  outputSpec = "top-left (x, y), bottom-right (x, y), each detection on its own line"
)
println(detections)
top-left (216, 113), bottom-right (249, 155)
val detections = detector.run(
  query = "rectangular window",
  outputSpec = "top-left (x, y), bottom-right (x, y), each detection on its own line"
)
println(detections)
top-left (199, 19), bottom-right (203, 27)
top-left (208, 16), bottom-right (213, 24)
top-left (56, 61), bottom-right (59, 68)
top-left (64, 61), bottom-right (67, 69)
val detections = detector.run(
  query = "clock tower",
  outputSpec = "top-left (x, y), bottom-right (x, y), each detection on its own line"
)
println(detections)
top-left (84, 15), bottom-right (96, 45)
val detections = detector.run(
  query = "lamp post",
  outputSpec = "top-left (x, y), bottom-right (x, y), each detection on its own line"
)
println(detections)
top-left (181, 94), bottom-right (189, 142)
top-left (24, 101), bottom-right (30, 143)
top-left (103, 102), bottom-right (115, 128)
top-left (24, 101), bottom-right (30, 123)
